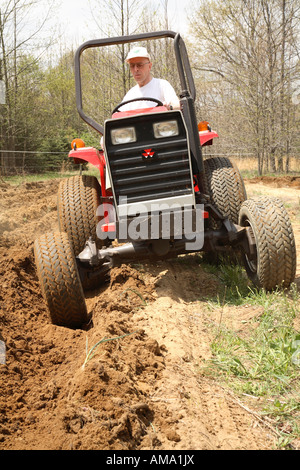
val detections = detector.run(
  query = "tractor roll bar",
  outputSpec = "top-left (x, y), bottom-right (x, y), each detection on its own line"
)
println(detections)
top-left (74, 30), bottom-right (196, 135)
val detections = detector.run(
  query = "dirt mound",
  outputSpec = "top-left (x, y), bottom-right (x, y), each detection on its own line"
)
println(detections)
top-left (247, 175), bottom-right (300, 189)
top-left (1, 178), bottom-right (298, 450)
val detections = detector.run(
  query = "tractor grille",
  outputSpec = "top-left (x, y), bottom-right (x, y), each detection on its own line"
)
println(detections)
top-left (109, 139), bottom-right (191, 204)
top-left (105, 111), bottom-right (194, 206)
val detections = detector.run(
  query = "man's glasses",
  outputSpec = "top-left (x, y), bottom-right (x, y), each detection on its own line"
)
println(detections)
top-left (129, 62), bottom-right (150, 70)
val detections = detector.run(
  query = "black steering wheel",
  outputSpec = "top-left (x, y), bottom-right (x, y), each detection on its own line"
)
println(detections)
top-left (112, 97), bottom-right (164, 114)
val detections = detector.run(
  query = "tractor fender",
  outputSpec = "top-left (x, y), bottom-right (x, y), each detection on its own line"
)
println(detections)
top-left (68, 147), bottom-right (107, 196)
top-left (199, 130), bottom-right (219, 147)
top-left (69, 146), bottom-right (104, 168)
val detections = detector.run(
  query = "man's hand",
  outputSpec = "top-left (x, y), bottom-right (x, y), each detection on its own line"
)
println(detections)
top-left (163, 100), bottom-right (181, 110)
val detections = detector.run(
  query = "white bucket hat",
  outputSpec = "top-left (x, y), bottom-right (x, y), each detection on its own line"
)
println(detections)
top-left (126, 46), bottom-right (151, 62)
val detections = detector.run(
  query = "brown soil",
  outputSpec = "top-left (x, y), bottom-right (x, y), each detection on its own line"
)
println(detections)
top-left (0, 176), bottom-right (299, 450)
top-left (246, 175), bottom-right (300, 189)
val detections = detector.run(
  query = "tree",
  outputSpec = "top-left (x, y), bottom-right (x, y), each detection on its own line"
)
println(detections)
top-left (189, 0), bottom-right (300, 174)
top-left (88, 0), bottom-right (147, 97)
top-left (0, 0), bottom-right (53, 173)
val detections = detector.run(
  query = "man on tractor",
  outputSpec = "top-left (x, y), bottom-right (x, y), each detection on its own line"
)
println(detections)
top-left (120, 46), bottom-right (180, 111)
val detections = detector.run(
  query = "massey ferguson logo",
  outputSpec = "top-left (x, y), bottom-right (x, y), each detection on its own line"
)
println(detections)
top-left (142, 148), bottom-right (155, 159)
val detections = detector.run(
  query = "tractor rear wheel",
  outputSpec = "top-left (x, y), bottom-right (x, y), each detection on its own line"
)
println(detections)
top-left (203, 157), bottom-right (247, 227)
top-left (57, 175), bottom-right (109, 290)
top-left (34, 231), bottom-right (88, 328)
top-left (239, 197), bottom-right (296, 290)
top-left (57, 175), bottom-right (101, 256)
top-left (202, 157), bottom-right (247, 264)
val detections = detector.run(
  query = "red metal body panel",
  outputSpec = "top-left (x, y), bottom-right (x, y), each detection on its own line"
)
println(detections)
top-left (199, 130), bottom-right (219, 147)
top-left (68, 147), bottom-right (108, 197)
top-left (69, 146), bottom-right (102, 167)
top-left (112, 105), bottom-right (167, 119)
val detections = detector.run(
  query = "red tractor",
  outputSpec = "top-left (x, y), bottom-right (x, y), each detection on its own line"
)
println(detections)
top-left (34, 31), bottom-right (296, 328)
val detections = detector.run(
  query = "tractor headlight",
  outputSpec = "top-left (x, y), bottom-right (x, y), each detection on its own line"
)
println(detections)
top-left (111, 127), bottom-right (136, 145)
top-left (153, 120), bottom-right (179, 139)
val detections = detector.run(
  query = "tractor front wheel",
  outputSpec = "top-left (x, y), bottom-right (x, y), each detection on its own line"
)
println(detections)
top-left (239, 197), bottom-right (296, 290)
top-left (34, 231), bottom-right (88, 328)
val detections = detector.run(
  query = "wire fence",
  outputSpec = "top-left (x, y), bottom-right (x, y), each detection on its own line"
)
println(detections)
top-left (1, 149), bottom-right (299, 178)
top-left (0, 149), bottom-right (76, 176)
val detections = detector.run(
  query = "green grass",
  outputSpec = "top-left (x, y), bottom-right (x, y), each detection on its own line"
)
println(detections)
top-left (82, 331), bottom-right (138, 369)
top-left (2, 167), bottom-right (99, 185)
top-left (2, 171), bottom-right (78, 185)
top-left (201, 258), bottom-right (250, 306)
top-left (209, 288), bottom-right (300, 395)
top-left (200, 261), bottom-right (300, 448)
top-left (240, 169), bottom-right (300, 179)
top-left (240, 169), bottom-right (259, 179)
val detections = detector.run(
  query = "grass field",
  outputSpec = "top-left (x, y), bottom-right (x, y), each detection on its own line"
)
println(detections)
top-left (230, 156), bottom-right (300, 178)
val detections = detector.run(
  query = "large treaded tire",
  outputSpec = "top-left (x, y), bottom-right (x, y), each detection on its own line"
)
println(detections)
top-left (203, 157), bottom-right (247, 226)
top-left (34, 232), bottom-right (88, 328)
top-left (57, 175), bottom-right (101, 256)
top-left (239, 197), bottom-right (296, 290)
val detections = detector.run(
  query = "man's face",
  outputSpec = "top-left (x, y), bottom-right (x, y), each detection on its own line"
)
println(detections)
top-left (128, 57), bottom-right (152, 87)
